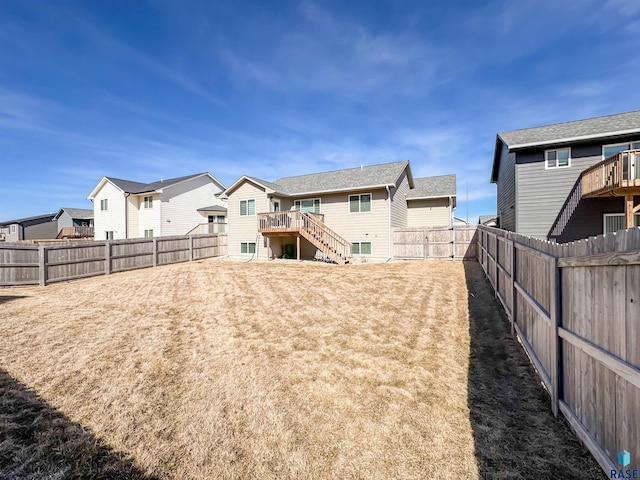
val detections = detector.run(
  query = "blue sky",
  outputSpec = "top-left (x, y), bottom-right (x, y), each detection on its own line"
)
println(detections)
top-left (2, 0), bottom-right (640, 222)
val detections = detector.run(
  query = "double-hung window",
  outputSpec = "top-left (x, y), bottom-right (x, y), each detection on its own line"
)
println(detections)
top-left (240, 199), bottom-right (256, 216)
top-left (545, 149), bottom-right (570, 169)
top-left (294, 199), bottom-right (320, 214)
top-left (100, 199), bottom-right (108, 211)
top-left (105, 231), bottom-right (114, 240)
top-left (144, 229), bottom-right (154, 238)
top-left (349, 194), bottom-right (371, 213)
top-left (143, 196), bottom-right (153, 209)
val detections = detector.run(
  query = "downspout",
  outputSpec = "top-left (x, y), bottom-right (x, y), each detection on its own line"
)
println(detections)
top-left (450, 195), bottom-right (455, 261)
top-left (385, 185), bottom-right (392, 262)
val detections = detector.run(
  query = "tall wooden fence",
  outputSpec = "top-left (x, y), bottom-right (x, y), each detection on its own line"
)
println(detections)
top-left (393, 226), bottom-right (478, 260)
top-left (0, 233), bottom-right (227, 287)
top-left (477, 225), bottom-right (640, 475)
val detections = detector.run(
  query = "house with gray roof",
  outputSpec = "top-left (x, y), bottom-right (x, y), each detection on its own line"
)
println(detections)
top-left (222, 161), bottom-right (456, 262)
top-left (87, 173), bottom-right (226, 240)
top-left (53, 207), bottom-right (95, 239)
top-left (0, 213), bottom-right (57, 242)
top-left (491, 110), bottom-right (640, 242)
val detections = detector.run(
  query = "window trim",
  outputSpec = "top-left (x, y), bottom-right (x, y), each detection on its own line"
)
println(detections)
top-left (240, 199), bottom-right (256, 216)
top-left (240, 242), bottom-right (256, 254)
top-left (348, 193), bottom-right (372, 214)
top-left (105, 231), bottom-right (114, 240)
top-left (144, 229), bottom-right (154, 238)
top-left (544, 148), bottom-right (571, 170)
top-left (10, 225), bottom-right (16, 233)
top-left (143, 196), bottom-right (154, 209)
top-left (351, 241), bottom-right (372, 255)
top-left (294, 198), bottom-right (321, 214)
top-left (100, 199), bottom-right (108, 211)
top-left (604, 212), bottom-right (640, 233)
top-left (602, 141), bottom-right (640, 160)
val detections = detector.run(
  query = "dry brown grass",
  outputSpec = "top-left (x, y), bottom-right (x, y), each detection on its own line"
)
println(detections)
top-left (0, 259), bottom-right (603, 479)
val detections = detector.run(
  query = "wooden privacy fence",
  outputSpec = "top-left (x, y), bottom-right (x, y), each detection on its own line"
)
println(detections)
top-left (0, 233), bottom-right (228, 287)
top-left (477, 225), bottom-right (640, 475)
top-left (393, 226), bottom-right (478, 260)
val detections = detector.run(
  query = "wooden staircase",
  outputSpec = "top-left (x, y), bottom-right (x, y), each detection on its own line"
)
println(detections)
top-left (258, 211), bottom-right (352, 265)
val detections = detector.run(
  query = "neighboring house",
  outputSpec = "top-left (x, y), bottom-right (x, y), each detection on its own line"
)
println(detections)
top-left (454, 217), bottom-right (470, 226)
top-left (222, 161), bottom-right (456, 263)
top-left (0, 213), bottom-right (57, 242)
top-left (478, 215), bottom-right (498, 227)
top-left (87, 173), bottom-right (226, 240)
top-left (491, 110), bottom-right (640, 242)
top-left (53, 207), bottom-right (94, 239)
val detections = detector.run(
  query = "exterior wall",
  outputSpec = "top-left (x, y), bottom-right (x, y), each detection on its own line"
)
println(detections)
top-left (127, 196), bottom-right (141, 238)
top-left (390, 171), bottom-right (410, 229)
top-left (93, 182), bottom-right (126, 240)
top-left (161, 176), bottom-right (225, 236)
top-left (406, 198), bottom-right (452, 227)
top-left (516, 153), bottom-right (601, 238)
top-left (496, 141), bottom-right (516, 231)
top-left (4, 224), bottom-right (21, 242)
top-left (136, 194), bottom-right (161, 237)
top-left (24, 221), bottom-right (58, 240)
top-left (557, 196), bottom-right (626, 243)
top-left (227, 181), bottom-right (270, 259)
top-left (316, 188), bottom-right (390, 260)
top-left (56, 212), bottom-right (74, 230)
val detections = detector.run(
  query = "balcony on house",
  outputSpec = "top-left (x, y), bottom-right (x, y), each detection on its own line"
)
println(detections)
top-left (56, 226), bottom-right (94, 239)
top-left (257, 211), bottom-right (324, 234)
top-left (581, 149), bottom-right (640, 198)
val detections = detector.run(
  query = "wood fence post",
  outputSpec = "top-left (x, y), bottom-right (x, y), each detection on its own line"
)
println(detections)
top-left (510, 236), bottom-right (516, 336)
top-left (549, 256), bottom-right (562, 418)
top-left (152, 238), bottom-right (158, 267)
top-left (105, 241), bottom-right (111, 275)
top-left (189, 236), bottom-right (194, 261)
top-left (38, 245), bottom-right (47, 287)
top-left (494, 237), bottom-right (499, 298)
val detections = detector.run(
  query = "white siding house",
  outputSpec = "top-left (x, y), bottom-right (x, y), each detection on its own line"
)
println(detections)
top-left (88, 173), bottom-right (226, 240)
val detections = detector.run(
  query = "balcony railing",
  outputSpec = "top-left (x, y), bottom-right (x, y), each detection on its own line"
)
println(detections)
top-left (581, 149), bottom-right (640, 198)
top-left (186, 222), bottom-right (227, 235)
top-left (56, 226), bottom-right (94, 239)
top-left (258, 211), bottom-right (324, 233)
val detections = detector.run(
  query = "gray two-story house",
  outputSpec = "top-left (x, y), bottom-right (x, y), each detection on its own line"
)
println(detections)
top-left (491, 110), bottom-right (640, 242)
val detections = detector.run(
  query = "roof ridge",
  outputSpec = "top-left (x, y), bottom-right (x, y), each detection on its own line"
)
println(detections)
top-left (274, 160), bottom-right (408, 182)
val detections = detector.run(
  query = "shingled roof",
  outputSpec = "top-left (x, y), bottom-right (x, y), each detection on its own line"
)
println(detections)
top-left (106, 173), bottom-right (209, 194)
top-left (223, 161), bottom-right (413, 197)
top-left (406, 174), bottom-right (456, 199)
top-left (54, 207), bottom-right (93, 220)
top-left (498, 110), bottom-right (640, 149)
top-left (0, 213), bottom-right (55, 226)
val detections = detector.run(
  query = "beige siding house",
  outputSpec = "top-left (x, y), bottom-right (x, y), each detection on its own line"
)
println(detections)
top-left (88, 173), bottom-right (226, 240)
top-left (223, 161), bottom-right (456, 263)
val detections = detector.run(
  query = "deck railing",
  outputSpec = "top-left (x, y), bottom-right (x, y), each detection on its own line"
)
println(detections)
top-left (257, 211), bottom-right (350, 264)
top-left (56, 226), bottom-right (94, 239)
top-left (581, 149), bottom-right (640, 197)
top-left (186, 222), bottom-right (227, 235)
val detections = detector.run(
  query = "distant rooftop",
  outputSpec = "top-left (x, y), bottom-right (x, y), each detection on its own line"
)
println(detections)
top-left (106, 173), bottom-right (209, 194)
top-left (0, 213), bottom-right (55, 226)
top-left (54, 207), bottom-right (93, 220)
top-left (406, 174), bottom-right (456, 199)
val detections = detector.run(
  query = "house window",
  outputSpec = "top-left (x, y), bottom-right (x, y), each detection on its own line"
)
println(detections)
top-left (100, 199), bottom-right (108, 211)
top-left (105, 231), bottom-right (114, 240)
top-left (604, 213), bottom-right (640, 234)
top-left (10, 225), bottom-right (16, 233)
top-left (144, 229), bottom-right (153, 238)
top-left (143, 196), bottom-right (153, 209)
top-left (208, 215), bottom-right (225, 223)
top-left (352, 242), bottom-right (372, 255)
top-left (603, 141), bottom-right (640, 159)
top-left (240, 242), bottom-right (256, 254)
top-left (349, 194), bottom-right (372, 213)
top-left (240, 199), bottom-right (256, 216)
top-left (294, 198), bottom-right (321, 214)
top-left (545, 149), bottom-right (570, 169)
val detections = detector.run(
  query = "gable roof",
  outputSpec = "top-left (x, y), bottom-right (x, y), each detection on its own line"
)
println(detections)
top-left (491, 110), bottom-right (640, 183)
top-left (54, 207), bottom-right (93, 221)
top-left (406, 174), bottom-right (456, 199)
top-left (0, 213), bottom-right (55, 226)
top-left (478, 215), bottom-right (497, 225)
top-left (223, 161), bottom-right (413, 198)
top-left (197, 205), bottom-right (227, 212)
top-left (498, 110), bottom-right (640, 149)
top-left (88, 173), bottom-right (225, 199)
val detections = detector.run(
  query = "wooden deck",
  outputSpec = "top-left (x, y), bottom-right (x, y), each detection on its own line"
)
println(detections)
top-left (56, 226), bottom-right (94, 239)
top-left (581, 149), bottom-right (640, 198)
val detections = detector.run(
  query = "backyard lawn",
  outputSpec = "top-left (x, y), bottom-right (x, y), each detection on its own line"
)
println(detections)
top-left (0, 259), bottom-right (603, 479)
